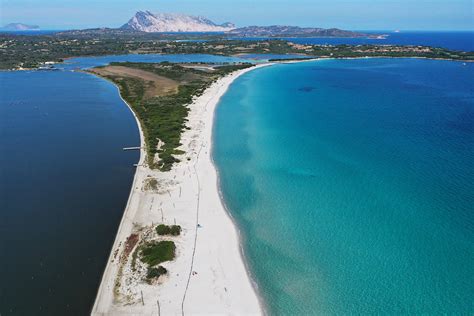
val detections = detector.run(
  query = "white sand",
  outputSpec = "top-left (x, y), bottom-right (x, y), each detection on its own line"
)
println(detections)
top-left (92, 63), bottom-right (272, 315)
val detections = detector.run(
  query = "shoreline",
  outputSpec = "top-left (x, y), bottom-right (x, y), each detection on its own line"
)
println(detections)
top-left (179, 63), bottom-right (273, 315)
top-left (2, 53), bottom-right (473, 72)
top-left (91, 74), bottom-right (148, 314)
top-left (90, 55), bottom-right (468, 314)
top-left (209, 64), bottom-right (275, 313)
top-left (92, 63), bottom-right (271, 315)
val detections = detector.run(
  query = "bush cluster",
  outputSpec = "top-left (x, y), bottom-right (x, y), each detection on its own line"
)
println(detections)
top-left (140, 240), bottom-right (176, 267)
top-left (146, 266), bottom-right (167, 280)
top-left (156, 224), bottom-right (181, 236)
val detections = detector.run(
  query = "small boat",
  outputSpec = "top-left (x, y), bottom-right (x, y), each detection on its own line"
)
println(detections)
top-left (37, 65), bottom-right (59, 71)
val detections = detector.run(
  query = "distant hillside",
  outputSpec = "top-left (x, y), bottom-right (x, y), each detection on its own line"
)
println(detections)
top-left (56, 28), bottom-right (142, 36)
top-left (228, 25), bottom-right (374, 38)
top-left (1, 23), bottom-right (40, 31)
top-left (121, 11), bottom-right (235, 32)
top-left (40, 13), bottom-right (382, 39)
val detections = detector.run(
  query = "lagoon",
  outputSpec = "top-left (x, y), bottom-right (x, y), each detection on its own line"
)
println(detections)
top-left (0, 71), bottom-right (139, 314)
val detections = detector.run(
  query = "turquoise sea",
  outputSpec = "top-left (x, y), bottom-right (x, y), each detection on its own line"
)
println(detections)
top-left (214, 59), bottom-right (474, 314)
top-left (1, 51), bottom-right (473, 314)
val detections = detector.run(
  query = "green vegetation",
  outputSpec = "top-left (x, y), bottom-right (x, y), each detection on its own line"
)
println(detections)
top-left (140, 240), bottom-right (176, 267)
top-left (146, 266), bottom-right (167, 280)
top-left (1, 31), bottom-right (473, 70)
top-left (138, 240), bottom-right (172, 281)
top-left (156, 224), bottom-right (181, 236)
top-left (308, 44), bottom-right (474, 60)
top-left (91, 62), bottom-right (252, 170)
top-left (110, 72), bottom-right (190, 170)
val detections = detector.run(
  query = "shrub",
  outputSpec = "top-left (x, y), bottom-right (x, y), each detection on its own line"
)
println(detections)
top-left (145, 178), bottom-right (158, 191)
top-left (156, 224), bottom-right (170, 235)
top-left (156, 224), bottom-right (181, 236)
top-left (140, 241), bottom-right (176, 266)
top-left (146, 266), bottom-right (167, 279)
top-left (169, 225), bottom-right (181, 236)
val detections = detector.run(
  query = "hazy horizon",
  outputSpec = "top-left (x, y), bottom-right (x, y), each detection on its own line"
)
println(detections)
top-left (1, 0), bottom-right (473, 31)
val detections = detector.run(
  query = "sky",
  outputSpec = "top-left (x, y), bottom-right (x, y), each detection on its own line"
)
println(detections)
top-left (1, 0), bottom-right (473, 31)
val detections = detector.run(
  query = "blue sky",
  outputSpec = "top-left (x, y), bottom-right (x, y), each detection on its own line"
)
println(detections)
top-left (1, 0), bottom-right (473, 30)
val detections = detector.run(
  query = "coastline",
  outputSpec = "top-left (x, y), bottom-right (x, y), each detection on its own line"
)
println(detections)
top-left (2, 53), bottom-right (472, 72)
top-left (92, 63), bottom-right (271, 315)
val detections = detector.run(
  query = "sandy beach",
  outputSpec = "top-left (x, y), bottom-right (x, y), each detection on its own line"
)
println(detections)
top-left (92, 63), bottom-right (271, 315)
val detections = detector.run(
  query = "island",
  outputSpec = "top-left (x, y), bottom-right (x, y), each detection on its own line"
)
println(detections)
top-left (0, 23), bottom-right (40, 31)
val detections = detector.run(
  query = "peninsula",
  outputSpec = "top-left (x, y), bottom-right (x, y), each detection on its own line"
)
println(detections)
top-left (2, 0), bottom-right (473, 313)
top-left (89, 62), bottom-right (266, 314)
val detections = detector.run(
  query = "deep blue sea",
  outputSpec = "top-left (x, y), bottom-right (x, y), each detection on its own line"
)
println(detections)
top-left (214, 58), bottom-right (474, 314)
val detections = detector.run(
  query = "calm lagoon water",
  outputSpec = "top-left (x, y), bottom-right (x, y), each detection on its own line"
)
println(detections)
top-left (214, 58), bottom-right (474, 314)
top-left (0, 71), bottom-right (140, 315)
top-left (58, 54), bottom-right (249, 70)
top-left (0, 54), bottom-right (247, 315)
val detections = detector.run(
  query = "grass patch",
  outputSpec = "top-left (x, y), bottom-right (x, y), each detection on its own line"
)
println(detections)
top-left (140, 240), bottom-right (176, 267)
top-left (156, 224), bottom-right (181, 236)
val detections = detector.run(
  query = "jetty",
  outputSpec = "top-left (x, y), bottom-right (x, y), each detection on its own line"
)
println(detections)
top-left (123, 147), bottom-right (142, 151)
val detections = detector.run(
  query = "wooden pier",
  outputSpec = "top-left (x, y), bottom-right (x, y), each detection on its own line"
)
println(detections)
top-left (123, 147), bottom-right (142, 151)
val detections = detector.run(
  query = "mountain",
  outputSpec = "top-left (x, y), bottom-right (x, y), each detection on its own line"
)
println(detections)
top-left (1, 23), bottom-right (40, 31)
top-left (121, 11), bottom-right (235, 33)
top-left (228, 25), bottom-right (374, 38)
